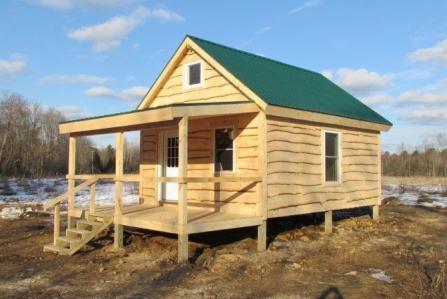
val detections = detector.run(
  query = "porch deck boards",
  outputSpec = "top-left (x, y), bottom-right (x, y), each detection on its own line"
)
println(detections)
top-left (91, 204), bottom-right (262, 234)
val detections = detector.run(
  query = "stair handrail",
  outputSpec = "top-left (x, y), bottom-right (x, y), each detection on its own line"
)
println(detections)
top-left (43, 176), bottom-right (98, 211)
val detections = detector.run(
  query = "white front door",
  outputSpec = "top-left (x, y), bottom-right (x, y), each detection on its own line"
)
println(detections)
top-left (162, 132), bottom-right (179, 201)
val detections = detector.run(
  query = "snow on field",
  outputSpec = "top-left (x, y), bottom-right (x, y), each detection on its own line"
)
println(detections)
top-left (0, 178), bottom-right (139, 219)
top-left (0, 206), bottom-right (33, 219)
top-left (382, 183), bottom-right (447, 208)
top-left (0, 178), bottom-right (446, 219)
top-left (369, 268), bottom-right (394, 284)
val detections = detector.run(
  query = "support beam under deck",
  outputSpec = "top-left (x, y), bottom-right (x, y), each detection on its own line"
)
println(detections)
top-left (324, 210), bottom-right (333, 234)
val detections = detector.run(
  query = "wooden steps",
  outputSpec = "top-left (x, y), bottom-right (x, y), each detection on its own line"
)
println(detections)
top-left (43, 214), bottom-right (113, 256)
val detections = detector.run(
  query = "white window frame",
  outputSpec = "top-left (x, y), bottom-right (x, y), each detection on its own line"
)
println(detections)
top-left (323, 130), bottom-right (342, 184)
top-left (183, 60), bottom-right (203, 89)
top-left (213, 126), bottom-right (236, 174)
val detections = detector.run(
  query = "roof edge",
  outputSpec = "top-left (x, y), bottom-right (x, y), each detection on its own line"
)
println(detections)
top-left (60, 101), bottom-right (251, 125)
top-left (266, 104), bottom-right (392, 132)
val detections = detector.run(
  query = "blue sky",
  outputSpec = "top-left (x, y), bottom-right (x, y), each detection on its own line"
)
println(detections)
top-left (1, 0), bottom-right (447, 151)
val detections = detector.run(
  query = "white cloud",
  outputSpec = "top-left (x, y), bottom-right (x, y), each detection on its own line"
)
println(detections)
top-left (39, 74), bottom-right (109, 85)
top-left (255, 26), bottom-right (272, 35)
top-left (357, 77), bottom-right (447, 108)
top-left (85, 85), bottom-right (147, 101)
top-left (323, 68), bottom-right (395, 96)
top-left (289, 0), bottom-right (320, 14)
top-left (67, 7), bottom-right (183, 51)
top-left (397, 90), bottom-right (447, 105)
top-left (30, 0), bottom-right (131, 10)
top-left (321, 69), bottom-right (333, 80)
top-left (422, 77), bottom-right (447, 92)
top-left (239, 25), bottom-right (272, 49)
top-left (56, 105), bottom-right (90, 119)
top-left (400, 108), bottom-right (447, 125)
top-left (408, 38), bottom-right (447, 67)
top-left (85, 86), bottom-right (115, 97)
top-left (362, 93), bottom-right (395, 106)
top-left (120, 86), bottom-right (147, 101)
top-left (0, 55), bottom-right (27, 79)
top-left (149, 8), bottom-right (184, 22)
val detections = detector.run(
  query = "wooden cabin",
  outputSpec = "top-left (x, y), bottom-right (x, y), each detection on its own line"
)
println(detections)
top-left (43, 36), bottom-right (392, 262)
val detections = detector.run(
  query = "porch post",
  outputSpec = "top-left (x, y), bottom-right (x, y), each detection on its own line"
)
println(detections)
top-left (257, 112), bottom-right (268, 251)
top-left (178, 116), bottom-right (189, 263)
top-left (67, 136), bottom-right (76, 229)
top-left (114, 132), bottom-right (124, 249)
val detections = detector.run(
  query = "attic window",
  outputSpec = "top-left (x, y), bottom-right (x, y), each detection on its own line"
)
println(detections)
top-left (185, 61), bottom-right (202, 88)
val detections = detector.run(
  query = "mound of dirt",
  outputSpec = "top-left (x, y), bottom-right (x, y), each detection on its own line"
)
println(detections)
top-left (195, 238), bottom-right (256, 271)
top-left (418, 193), bottom-right (434, 203)
top-left (382, 196), bottom-right (400, 205)
top-left (0, 204), bottom-right (445, 298)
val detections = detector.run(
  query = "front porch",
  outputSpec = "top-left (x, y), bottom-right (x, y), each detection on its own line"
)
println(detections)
top-left (43, 102), bottom-right (267, 262)
top-left (95, 200), bottom-right (262, 235)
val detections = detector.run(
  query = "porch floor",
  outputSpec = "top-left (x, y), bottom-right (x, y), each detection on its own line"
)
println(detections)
top-left (92, 204), bottom-right (262, 234)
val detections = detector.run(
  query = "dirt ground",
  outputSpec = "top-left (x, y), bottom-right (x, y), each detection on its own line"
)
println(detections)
top-left (0, 202), bottom-right (446, 299)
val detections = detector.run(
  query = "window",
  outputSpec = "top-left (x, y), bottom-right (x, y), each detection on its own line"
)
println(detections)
top-left (167, 136), bottom-right (178, 167)
top-left (215, 128), bottom-right (234, 172)
top-left (324, 132), bottom-right (340, 182)
top-left (185, 61), bottom-right (202, 87)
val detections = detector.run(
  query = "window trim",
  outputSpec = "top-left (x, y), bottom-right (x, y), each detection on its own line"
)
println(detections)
top-left (213, 126), bottom-right (236, 174)
top-left (183, 60), bottom-right (203, 89)
top-left (323, 130), bottom-right (342, 184)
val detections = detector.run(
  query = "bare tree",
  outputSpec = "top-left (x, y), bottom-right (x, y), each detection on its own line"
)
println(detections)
top-left (0, 92), bottom-right (94, 177)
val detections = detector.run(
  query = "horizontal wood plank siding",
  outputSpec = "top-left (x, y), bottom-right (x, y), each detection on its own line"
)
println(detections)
top-left (140, 129), bottom-right (158, 205)
top-left (139, 113), bottom-right (260, 216)
top-left (266, 116), bottom-right (380, 218)
top-left (150, 50), bottom-right (250, 108)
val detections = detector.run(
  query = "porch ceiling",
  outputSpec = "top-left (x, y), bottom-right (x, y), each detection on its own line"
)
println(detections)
top-left (59, 101), bottom-right (260, 136)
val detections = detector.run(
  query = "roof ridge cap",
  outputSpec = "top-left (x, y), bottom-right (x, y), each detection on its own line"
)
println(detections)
top-left (187, 35), bottom-right (323, 77)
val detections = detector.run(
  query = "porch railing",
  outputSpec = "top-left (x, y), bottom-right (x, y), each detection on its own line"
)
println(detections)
top-left (43, 174), bottom-right (140, 246)
top-left (43, 174), bottom-right (262, 249)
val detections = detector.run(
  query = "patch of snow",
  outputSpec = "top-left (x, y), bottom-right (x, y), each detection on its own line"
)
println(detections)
top-left (0, 206), bottom-right (32, 219)
top-left (0, 178), bottom-right (140, 219)
top-left (382, 183), bottom-right (447, 208)
top-left (1, 178), bottom-right (446, 220)
top-left (369, 268), bottom-right (394, 283)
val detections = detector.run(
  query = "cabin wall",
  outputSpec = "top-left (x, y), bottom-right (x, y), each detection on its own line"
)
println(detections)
top-left (139, 112), bottom-right (261, 216)
top-left (266, 116), bottom-right (380, 218)
top-left (148, 49), bottom-right (250, 108)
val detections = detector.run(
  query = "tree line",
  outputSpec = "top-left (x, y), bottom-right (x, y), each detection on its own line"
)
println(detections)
top-left (1, 92), bottom-right (446, 178)
top-left (0, 92), bottom-right (139, 177)
top-left (382, 136), bottom-right (447, 177)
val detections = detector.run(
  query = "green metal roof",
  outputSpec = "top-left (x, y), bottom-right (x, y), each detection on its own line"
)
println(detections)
top-left (188, 35), bottom-right (392, 126)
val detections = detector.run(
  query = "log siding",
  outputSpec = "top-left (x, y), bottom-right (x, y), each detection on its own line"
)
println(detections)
top-left (266, 116), bottom-right (380, 218)
top-left (140, 113), bottom-right (261, 216)
top-left (150, 50), bottom-right (250, 108)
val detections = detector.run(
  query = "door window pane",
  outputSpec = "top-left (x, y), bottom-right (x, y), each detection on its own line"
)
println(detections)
top-left (167, 137), bottom-right (178, 168)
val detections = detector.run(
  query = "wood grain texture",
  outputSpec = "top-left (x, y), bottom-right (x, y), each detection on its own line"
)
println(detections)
top-left (266, 116), bottom-right (380, 218)
top-left (139, 113), bottom-right (261, 216)
top-left (150, 51), bottom-right (250, 108)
